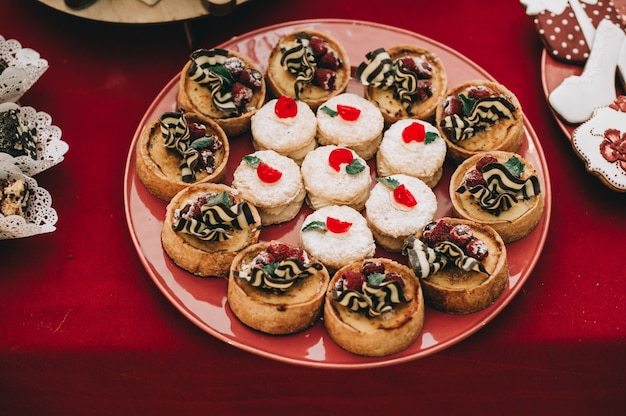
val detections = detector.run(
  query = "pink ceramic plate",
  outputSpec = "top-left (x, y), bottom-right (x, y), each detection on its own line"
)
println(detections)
top-left (124, 19), bottom-right (552, 369)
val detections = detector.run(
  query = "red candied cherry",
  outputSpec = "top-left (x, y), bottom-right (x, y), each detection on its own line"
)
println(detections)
top-left (361, 261), bottom-right (385, 276)
top-left (393, 183), bottom-right (417, 208)
top-left (475, 154), bottom-right (498, 172)
top-left (422, 219), bottom-right (453, 244)
top-left (274, 96), bottom-right (298, 118)
top-left (257, 161), bottom-right (282, 183)
top-left (466, 238), bottom-right (488, 260)
top-left (463, 169), bottom-right (486, 188)
top-left (449, 224), bottom-right (473, 246)
top-left (328, 147), bottom-right (354, 172)
top-left (402, 121), bottom-right (426, 143)
top-left (336, 104), bottom-right (361, 121)
top-left (342, 270), bottom-right (365, 291)
top-left (326, 216), bottom-right (352, 234)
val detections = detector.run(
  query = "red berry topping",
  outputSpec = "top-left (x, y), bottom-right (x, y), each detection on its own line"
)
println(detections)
top-left (256, 161), bottom-right (282, 183)
top-left (336, 104), bottom-right (361, 121)
top-left (475, 154), bottom-right (499, 172)
top-left (466, 238), bottom-right (488, 260)
top-left (188, 122), bottom-right (207, 139)
top-left (328, 147), bottom-right (354, 172)
top-left (231, 82), bottom-right (253, 108)
top-left (393, 183), bottom-right (417, 208)
top-left (444, 96), bottom-right (464, 116)
top-left (384, 272), bottom-right (404, 287)
top-left (267, 243), bottom-right (290, 261)
top-left (274, 96), bottom-right (298, 118)
top-left (326, 216), bottom-right (352, 234)
top-left (342, 270), bottom-right (365, 291)
top-left (397, 56), bottom-right (417, 71)
top-left (422, 219), bottom-right (453, 244)
top-left (361, 261), bottom-right (385, 276)
top-left (402, 121), bottom-right (426, 143)
top-left (308, 37), bottom-right (328, 57)
top-left (449, 224), bottom-right (473, 246)
top-left (313, 68), bottom-right (337, 91)
top-left (463, 169), bottom-right (487, 188)
top-left (319, 50), bottom-right (341, 70)
top-left (467, 86), bottom-right (492, 100)
top-left (238, 67), bottom-right (263, 89)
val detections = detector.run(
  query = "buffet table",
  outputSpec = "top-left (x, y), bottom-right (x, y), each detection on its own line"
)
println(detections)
top-left (1, 1), bottom-right (625, 414)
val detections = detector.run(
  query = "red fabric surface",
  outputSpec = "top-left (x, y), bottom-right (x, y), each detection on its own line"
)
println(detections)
top-left (1, 0), bottom-right (625, 414)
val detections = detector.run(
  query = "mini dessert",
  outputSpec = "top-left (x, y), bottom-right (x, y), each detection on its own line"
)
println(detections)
top-left (403, 217), bottom-right (508, 314)
top-left (449, 151), bottom-right (544, 243)
top-left (376, 118), bottom-right (447, 188)
top-left (323, 258), bottom-right (424, 357)
top-left (177, 48), bottom-right (266, 137)
top-left (355, 45), bottom-right (447, 124)
top-left (228, 241), bottom-right (330, 335)
top-left (0, 103), bottom-right (37, 160)
top-left (136, 109), bottom-right (229, 201)
top-left (300, 145), bottom-right (371, 211)
top-left (316, 93), bottom-right (385, 160)
top-left (571, 95), bottom-right (626, 192)
top-left (300, 205), bottom-right (376, 271)
top-left (250, 96), bottom-right (317, 164)
top-left (0, 175), bottom-right (29, 217)
top-left (231, 149), bottom-right (306, 225)
top-left (266, 30), bottom-right (350, 110)
top-left (365, 174), bottom-right (437, 253)
top-left (436, 80), bottom-right (524, 163)
top-left (161, 183), bottom-right (261, 277)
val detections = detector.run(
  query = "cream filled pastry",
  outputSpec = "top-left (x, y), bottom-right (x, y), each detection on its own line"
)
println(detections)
top-left (299, 205), bottom-right (376, 272)
top-left (177, 48), bottom-right (266, 137)
top-left (232, 149), bottom-right (306, 226)
top-left (436, 80), bottom-right (524, 163)
top-left (266, 30), bottom-right (350, 110)
top-left (376, 118), bottom-right (447, 188)
top-left (365, 174), bottom-right (438, 253)
top-left (300, 145), bottom-right (371, 211)
top-left (250, 96), bottom-right (317, 164)
top-left (449, 151), bottom-right (544, 243)
top-left (228, 240), bottom-right (330, 335)
top-left (356, 44), bottom-right (447, 124)
top-left (136, 109), bottom-right (229, 201)
top-left (161, 183), bottom-right (261, 277)
top-left (316, 93), bottom-right (385, 160)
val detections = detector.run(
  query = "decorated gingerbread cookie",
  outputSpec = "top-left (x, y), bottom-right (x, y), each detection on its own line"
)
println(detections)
top-left (521, 0), bottom-right (623, 64)
top-left (572, 95), bottom-right (626, 191)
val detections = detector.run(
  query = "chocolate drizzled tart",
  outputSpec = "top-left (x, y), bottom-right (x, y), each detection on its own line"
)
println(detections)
top-left (266, 30), bottom-right (350, 110)
top-left (449, 151), bottom-right (544, 243)
top-left (228, 241), bottom-right (330, 335)
top-left (323, 258), bottom-right (424, 357)
top-left (162, 183), bottom-right (261, 277)
top-left (403, 217), bottom-right (508, 314)
top-left (436, 80), bottom-right (524, 163)
top-left (136, 109), bottom-right (229, 201)
top-left (355, 44), bottom-right (447, 124)
top-left (177, 48), bottom-right (266, 137)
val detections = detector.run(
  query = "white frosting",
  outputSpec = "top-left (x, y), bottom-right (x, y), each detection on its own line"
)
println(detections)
top-left (316, 93), bottom-right (384, 146)
top-left (251, 98), bottom-right (317, 152)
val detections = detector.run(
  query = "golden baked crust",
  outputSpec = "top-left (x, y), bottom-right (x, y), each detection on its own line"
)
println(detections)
top-left (404, 217), bottom-right (508, 314)
top-left (161, 183), bottom-right (261, 277)
top-left (360, 45), bottom-right (447, 124)
top-left (449, 151), bottom-right (544, 243)
top-left (435, 80), bottom-right (524, 163)
top-left (135, 111), bottom-right (229, 201)
top-left (177, 49), bottom-right (266, 137)
top-left (266, 29), bottom-right (350, 110)
top-left (323, 258), bottom-right (424, 357)
top-left (227, 241), bottom-right (330, 334)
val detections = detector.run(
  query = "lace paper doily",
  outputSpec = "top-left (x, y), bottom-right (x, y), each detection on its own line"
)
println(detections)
top-left (0, 102), bottom-right (68, 176)
top-left (0, 35), bottom-right (49, 103)
top-left (0, 153), bottom-right (57, 240)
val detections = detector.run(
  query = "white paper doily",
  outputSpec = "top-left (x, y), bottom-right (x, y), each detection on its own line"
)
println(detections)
top-left (0, 35), bottom-right (49, 103)
top-left (0, 153), bottom-right (57, 239)
top-left (0, 102), bottom-right (68, 176)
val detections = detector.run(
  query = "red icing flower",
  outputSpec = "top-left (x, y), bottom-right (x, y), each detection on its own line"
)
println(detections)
top-left (274, 96), bottom-right (298, 118)
top-left (402, 121), bottom-right (426, 143)
top-left (599, 128), bottom-right (626, 171)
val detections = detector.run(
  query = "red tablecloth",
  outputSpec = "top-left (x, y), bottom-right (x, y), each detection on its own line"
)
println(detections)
top-left (1, 1), bottom-right (625, 414)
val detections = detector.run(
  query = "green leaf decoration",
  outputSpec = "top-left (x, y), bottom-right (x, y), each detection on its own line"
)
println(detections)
top-left (504, 155), bottom-right (525, 177)
top-left (367, 273), bottom-right (386, 286)
top-left (458, 94), bottom-right (476, 115)
top-left (376, 176), bottom-right (399, 190)
top-left (243, 155), bottom-right (262, 168)
top-left (345, 159), bottom-right (366, 175)
top-left (190, 136), bottom-right (214, 151)
top-left (211, 64), bottom-right (235, 89)
top-left (424, 131), bottom-right (439, 144)
top-left (263, 262), bottom-right (278, 276)
top-left (206, 191), bottom-right (233, 207)
top-left (301, 221), bottom-right (327, 232)
top-left (320, 105), bottom-right (338, 117)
